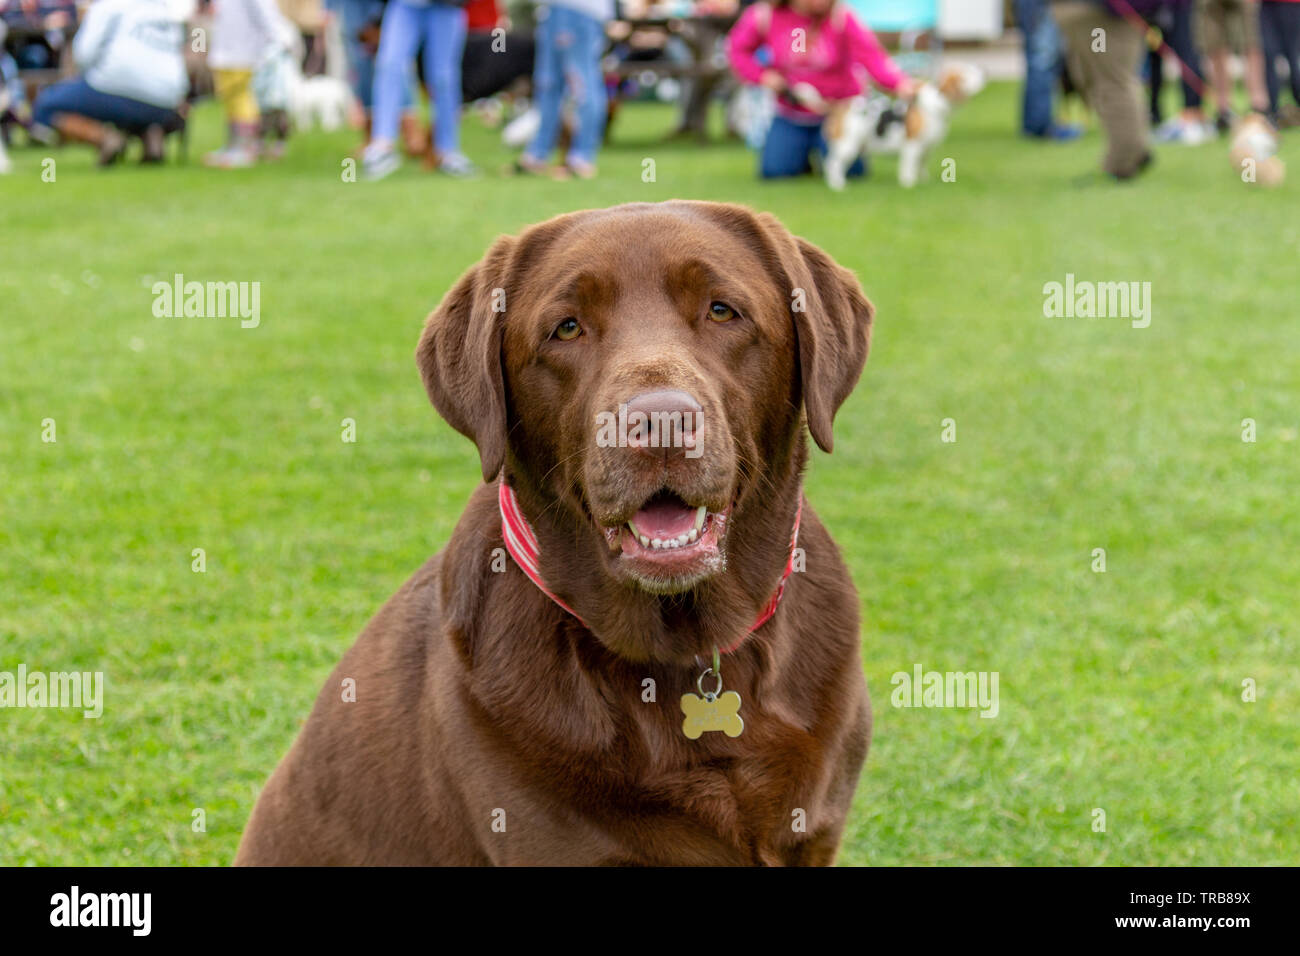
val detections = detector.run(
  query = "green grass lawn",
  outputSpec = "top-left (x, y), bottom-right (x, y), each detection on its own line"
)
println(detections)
top-left (2, 82), bottom-right (1297, 866)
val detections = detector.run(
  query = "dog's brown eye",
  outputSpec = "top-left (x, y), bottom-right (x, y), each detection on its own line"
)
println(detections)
top-left (708, 302), bottom-right (738, 323)
top-left (553, 318), bottom-right (582, 341)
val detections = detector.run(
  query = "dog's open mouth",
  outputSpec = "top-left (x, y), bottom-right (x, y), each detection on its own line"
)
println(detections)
top-left (601, 489), bottom-right (730, 591)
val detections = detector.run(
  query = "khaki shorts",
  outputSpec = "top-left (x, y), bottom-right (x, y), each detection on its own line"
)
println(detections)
top-left (1198, 0), bottom-right (1261, 54)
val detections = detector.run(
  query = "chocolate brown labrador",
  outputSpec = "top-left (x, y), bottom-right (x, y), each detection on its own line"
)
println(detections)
top-left (235, 201), bottom-right (875, 866)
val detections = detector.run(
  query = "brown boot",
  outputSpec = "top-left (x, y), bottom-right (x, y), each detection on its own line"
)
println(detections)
top-left (55, 113), bottom-right (127, 166)
top-left (400, 112), bottom-right (429, 158)
top-left (141, 123), bottom-right (166, 164)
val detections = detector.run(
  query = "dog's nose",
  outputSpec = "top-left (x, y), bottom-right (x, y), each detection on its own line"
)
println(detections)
top-left (624, 389), bottom-right (703, 456)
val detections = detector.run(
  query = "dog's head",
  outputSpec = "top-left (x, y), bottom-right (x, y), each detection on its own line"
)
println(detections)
top-left (418, 202), bottom-right (872, 658)
top-left (934, 63), bottom-right (985, 105)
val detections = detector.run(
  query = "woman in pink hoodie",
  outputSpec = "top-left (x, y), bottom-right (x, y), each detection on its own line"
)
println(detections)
top-left (728, 0), bottom-right (914, 178)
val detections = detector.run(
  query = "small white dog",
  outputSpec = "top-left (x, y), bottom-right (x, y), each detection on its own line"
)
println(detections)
top-left (293, 74), bottom-right (353, 133)
top-left (793, 63), bottom-right (984, 190)
top-left (255, 41), bottom-right (354, 134)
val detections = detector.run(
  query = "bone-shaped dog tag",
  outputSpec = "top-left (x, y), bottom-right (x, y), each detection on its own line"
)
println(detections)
top-left (680, 690), bottom-right (744, 739)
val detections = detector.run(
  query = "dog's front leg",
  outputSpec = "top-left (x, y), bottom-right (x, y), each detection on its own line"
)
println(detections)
top-left (825, 146), bottom-right (852, 191)
top-left (821, 102), bottom-right (855, 192)
top-left (898, 139), bottom-right (925, 188)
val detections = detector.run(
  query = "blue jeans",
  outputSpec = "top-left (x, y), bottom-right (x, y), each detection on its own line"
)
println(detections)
top-left (759, 114), bottom-right (865, 179)
top-left (327, 0), bottom-right (380, 107)
top-left (525, 5), bottom-right (607, 166)
top-left (33, 77), bottom-right (181, 133)
top-left (1013, 0), bottom-right (1063, 136)
top-left (372, 0), bottom-right (466, 154)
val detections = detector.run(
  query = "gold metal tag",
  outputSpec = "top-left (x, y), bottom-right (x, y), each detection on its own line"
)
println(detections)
top-left (681, 690), bottom-right (744, 739)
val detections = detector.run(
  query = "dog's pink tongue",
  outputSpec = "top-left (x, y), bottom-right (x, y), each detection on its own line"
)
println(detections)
top-left (633, 499), bottom-right (697, 539)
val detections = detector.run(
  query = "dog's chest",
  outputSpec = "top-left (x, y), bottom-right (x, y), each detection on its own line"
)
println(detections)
top-left (581, 706), bottom-right (833, 865)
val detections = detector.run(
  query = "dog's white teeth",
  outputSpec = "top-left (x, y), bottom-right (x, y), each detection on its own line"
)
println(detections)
top-left (633, 526), bottom-right (701, 551)
top-left (647, 535), bottom-right (696, 550)
top-left (693, 506), bottom-right (707, 533)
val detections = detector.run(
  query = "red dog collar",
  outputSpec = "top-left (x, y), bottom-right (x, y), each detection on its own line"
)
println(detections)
top-left (498, 480), bottom-right (802, 653)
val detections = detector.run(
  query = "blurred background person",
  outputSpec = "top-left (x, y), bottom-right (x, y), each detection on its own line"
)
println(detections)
top-left (407, 0), bottom-right (502, 165)
top-left (325, 0), bottom-right (382, 146)
top-left (0, 17), bottom-right (30, 140)
top-left (1198, 0), bottom-right (1269, 131)
top-left (1149, 0), bottom-right (1213, 143)
top-left (30, 0), bottom-right (188, 166)
top-left (324, 0), bottom-right (423, 156)
top-left (0, 0), bottom-right (77, 71)
top-left (205, 0), bottom-right (297, 168)
top-left (1052, 0), bottom-right (1154, 180)
top-left (363, 0), bottom-right (474, 180)
top-left (1014, 0), bottom-right (1083, 139)
top-left (727, 0), bottom-right (914, 180)
top-left (515, 0), bottom-right (613, 179)
top-left (1259, 0), bottom-right (1300, 125)
top-left (278, 0), bottom-right (328, 72)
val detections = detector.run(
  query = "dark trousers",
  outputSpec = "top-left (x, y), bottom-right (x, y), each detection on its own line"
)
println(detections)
top-left (1147, 1), bottom-right (1204, 118)
top-left (1260, 0), bottom-right (1300, 113)
top-left (760, 114), bottom-right (866, 179)
top-left (33, 78), bottom-right (181, 134)
top-left (1014, 0), bottom-right (1066, 135)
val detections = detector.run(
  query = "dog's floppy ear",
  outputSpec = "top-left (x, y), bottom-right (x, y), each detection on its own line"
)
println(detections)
top-left (760, 215), bottom-right (874, 453)
top-left (416, 236), bottom-right (513, 483)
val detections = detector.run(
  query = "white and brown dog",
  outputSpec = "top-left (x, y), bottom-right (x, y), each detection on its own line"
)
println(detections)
top-left (794, 63), bottom-right (984, 191)
top-left (1228, 113), bottom-right (1285, 187)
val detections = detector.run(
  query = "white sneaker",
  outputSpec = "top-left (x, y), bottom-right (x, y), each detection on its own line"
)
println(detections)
top-left (1155, 117), bottom-right (1212, 146)
top-left (501, 107), bottom-right (540, 149)
top-left (362, 141), bottom-right (399, 181)
top-left (1180, 120), bottom-right (1213, 145)
top-left (202, 144), bottom-right (256, 169)
top-left (438, 152), bottom-right (478, 178)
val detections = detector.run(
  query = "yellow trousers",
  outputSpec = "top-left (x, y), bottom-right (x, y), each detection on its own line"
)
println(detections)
top-left (213, 69), bottom-right (259, 124)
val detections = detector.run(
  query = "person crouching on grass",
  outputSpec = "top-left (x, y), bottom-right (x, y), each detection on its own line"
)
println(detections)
top-left (205, 0), bottom-right (297, 169)
top-left (727, 0), bottom-right (914, 180)
top-left (30, 0), bottom-right (188, 166)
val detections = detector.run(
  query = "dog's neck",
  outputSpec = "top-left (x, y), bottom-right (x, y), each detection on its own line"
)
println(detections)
top-left (500, 449), bottom-right (808, 665)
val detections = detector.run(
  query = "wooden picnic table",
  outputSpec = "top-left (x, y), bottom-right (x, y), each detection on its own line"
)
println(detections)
top-left (607, 14), bottom-right (739, 141)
